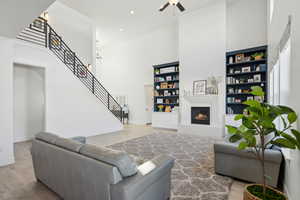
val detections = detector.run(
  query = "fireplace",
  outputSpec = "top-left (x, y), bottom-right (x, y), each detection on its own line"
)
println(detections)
top-left (191, 107), bottom-right (210, 125)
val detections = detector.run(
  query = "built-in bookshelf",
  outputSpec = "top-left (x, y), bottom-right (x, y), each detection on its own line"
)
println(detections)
top-left (226, 46), bottom-right (268, 114)
top-left (153, 62), bottom-right (179, 112)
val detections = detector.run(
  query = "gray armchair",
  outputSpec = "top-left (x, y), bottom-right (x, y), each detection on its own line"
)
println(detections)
top-left (214, 143), bottom-right (283, 187)
top-left (31, 132), bottom-right (174, 200)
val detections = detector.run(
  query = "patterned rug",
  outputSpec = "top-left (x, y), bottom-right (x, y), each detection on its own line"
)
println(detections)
top-left (109, 132), bottom-right (233, 200)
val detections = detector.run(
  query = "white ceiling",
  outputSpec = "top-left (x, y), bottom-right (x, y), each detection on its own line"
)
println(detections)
top-left (58, 0), bottom-right (213, 45)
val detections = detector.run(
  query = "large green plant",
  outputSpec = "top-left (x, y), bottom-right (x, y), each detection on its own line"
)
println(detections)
top-left (226, 86), bottom-right (300, 198)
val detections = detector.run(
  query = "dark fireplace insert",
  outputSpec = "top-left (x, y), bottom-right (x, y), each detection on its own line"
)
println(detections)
top-left (191, 107), bottom-right (210, 125)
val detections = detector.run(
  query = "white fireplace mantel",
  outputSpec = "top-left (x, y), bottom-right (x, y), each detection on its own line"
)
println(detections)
top-left (179, 94), bottom-right (225, 138)
top-left (183, 95), bottom-right (219, 104)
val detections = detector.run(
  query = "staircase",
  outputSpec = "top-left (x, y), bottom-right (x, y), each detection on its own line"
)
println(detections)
top-left (17, 17), bottom-right (123, 122)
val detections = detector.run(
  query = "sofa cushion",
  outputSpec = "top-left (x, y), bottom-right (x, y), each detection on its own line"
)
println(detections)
top-left (55, 138), bottom-right (84, 153)
top-left (35, 132), bottom-right (59, 144)
top-left (80, 144), bottom-right (138, 177)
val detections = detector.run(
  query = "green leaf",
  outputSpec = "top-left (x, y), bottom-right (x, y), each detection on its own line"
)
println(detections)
top-left (238, 141), bottom-right (248, 150)
top-left (242, 117), bottom-right (256, 129)
top-left (246, 106), bottom-right (262, 114)
top-left (241, 130), bottom-right (257, 146)
top-left (291, 129), bottom-right (300, 149)
top-left (287, 112), bottom-right (298, 124)
top-left (281, 133), bottom-right (299, 146)
top-left (264, 128), bottom-right (275, 135)
top-left (226, 125), bottom-right (238, 134)
top-left (277, 105), bottom-right (295, 114)
top-left (229, 134), bottom-right (242, 143)
top-left (269, 105), bottom-right (283, 116)
top-left (234, 114), bottom-right (244, 121)
top-left (272, 138), bottom-right (296, 149)
top-left (243, 100), bottom-right (261, 108)
top-left (250, 86), bottom-right (265, 97)
top-left (261, 120), bottom-right (275, 129)
top-left (280, 116), bottom-right (288, 129)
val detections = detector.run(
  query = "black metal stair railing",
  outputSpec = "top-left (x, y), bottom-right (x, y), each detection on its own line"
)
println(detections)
top-left (17, 17), bottom-right (123, 122)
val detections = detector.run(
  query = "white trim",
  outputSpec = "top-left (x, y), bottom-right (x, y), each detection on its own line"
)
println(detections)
top-left (284, 184), bottom-right (292, 200)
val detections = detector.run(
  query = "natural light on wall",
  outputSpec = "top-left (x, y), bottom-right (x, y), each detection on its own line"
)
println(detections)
top-left (270, 0), bottom-right (274, 22)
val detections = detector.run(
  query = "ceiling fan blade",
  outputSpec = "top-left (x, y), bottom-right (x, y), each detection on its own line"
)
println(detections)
top-left (176, 2), bottom-right (186, 12)
top-left (159, 2), bottom-right (170, 12)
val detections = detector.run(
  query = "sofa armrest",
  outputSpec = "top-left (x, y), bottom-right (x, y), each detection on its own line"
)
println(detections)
top-left (214, 143), bottom-right (282, 164)
top-left (110, 155), bottom-right (174, 200)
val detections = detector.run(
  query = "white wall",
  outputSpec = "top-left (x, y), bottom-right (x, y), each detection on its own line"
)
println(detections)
top-left (0, 0), bottom-right (55, 38)
top-left (0, 38), bottom-right (123, 166)
top-left (268, 1), bottom-right (300, 199)
top-left (13, 64), bottom-right (45, 143)
top-left (0, 38), bottom-right (15, 166)
top-left (98, 23), bottom-right (179, 124)
top-left (178, 0), bottom-right (226, 137)
top-left (226, 0), bottom-right (268, 51)
top-left (46, 2), bottom-right (96, 69)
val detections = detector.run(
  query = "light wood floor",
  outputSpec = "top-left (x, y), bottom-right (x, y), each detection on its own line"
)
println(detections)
top-left (0, 125), bottom-right (245, 200)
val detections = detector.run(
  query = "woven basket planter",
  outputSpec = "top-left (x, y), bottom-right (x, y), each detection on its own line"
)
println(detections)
top-left (244, 184), bottom-right (287, 200)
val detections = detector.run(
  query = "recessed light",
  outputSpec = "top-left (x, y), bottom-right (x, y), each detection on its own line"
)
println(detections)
top-left (120, 28), bottom-right (124, 32)
top-left (130, 10), bottom-right (135, 15)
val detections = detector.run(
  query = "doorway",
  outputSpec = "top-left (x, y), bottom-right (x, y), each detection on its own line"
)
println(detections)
top-left (144, 84), bottom-right (153, 125)
top-left (13, 64), bottom-right (45, 143)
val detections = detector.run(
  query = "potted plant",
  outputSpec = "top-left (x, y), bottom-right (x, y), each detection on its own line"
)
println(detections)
top-left (251, 52), bottom-right (264, 60)
top-left (226, 86), bottom-right (300, 200)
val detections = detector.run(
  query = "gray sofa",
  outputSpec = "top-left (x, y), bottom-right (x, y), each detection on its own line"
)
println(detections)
top-left (31, 132), bottom-right (174, 200)
top-left (214, 143), bottom-right (283, 187)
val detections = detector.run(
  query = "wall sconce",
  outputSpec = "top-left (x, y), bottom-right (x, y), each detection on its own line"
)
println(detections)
top-left (43, 12), bottom-right (49, 21)
top-left (87, 64), bottom-right (92, 72)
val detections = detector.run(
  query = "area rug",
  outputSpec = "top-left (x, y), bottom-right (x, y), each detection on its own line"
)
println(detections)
top-left (109, 132), bottom-right (233, 200)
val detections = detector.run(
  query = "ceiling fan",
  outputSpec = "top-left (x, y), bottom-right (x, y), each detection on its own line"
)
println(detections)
top-left (159, 0), bottom-right (186, 12)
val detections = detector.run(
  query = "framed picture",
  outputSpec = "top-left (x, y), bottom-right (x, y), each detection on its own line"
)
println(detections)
top-left (235, 54), bottom-right (244, 63)
top-left (30, 19), bottom-right (45, 33)
top-left (242, 66), bottom-right (251, 73)
top-left (253, 74), bottom-right (261, 82)
top-left (77, 64), bottom-right (87, 78)
top-left (49, 34), bottom-right (62, 50)
top-left (193, 80), bottom-right (207, 95)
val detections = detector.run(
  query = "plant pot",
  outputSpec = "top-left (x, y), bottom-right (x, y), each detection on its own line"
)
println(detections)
top-left (254, 56), bottom-right (263, 60)
top-left (244, 184), bottom-right (287, 200)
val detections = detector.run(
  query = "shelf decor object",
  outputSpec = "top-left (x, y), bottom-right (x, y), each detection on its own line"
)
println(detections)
top-left (226, 46), bottom-right (268, 114)
top-left (193, 80), bottom-right (207, 95)
top-left (153, 61), bottom-right (180, 112)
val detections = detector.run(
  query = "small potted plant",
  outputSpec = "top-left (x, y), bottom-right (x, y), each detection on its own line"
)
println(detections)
top-left (251, 52), bottom-right (264, 60)
top-left (226, 86), bottom-right (300, 200)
